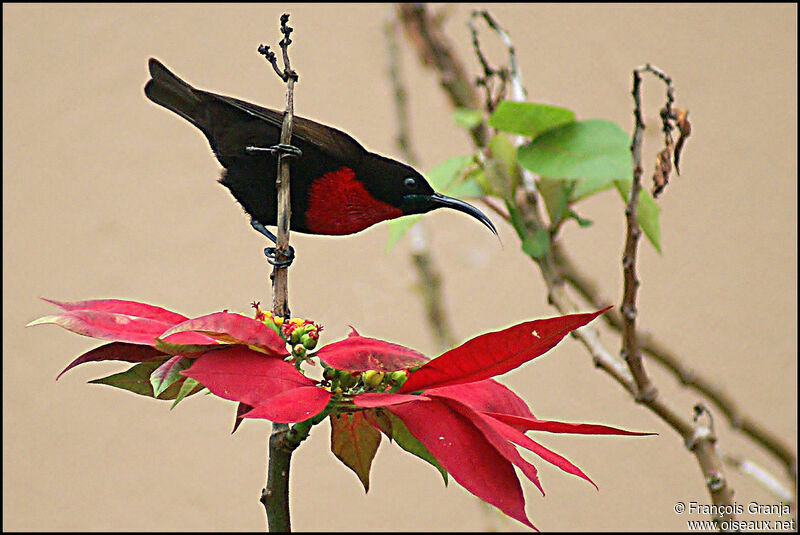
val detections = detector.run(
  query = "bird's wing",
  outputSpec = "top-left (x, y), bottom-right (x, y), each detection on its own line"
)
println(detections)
top-left (209, 93), bottom-right (368, 164)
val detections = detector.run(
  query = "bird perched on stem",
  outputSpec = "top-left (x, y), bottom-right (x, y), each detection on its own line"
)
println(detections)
top-left (144, 58), bottom-right (497, 244)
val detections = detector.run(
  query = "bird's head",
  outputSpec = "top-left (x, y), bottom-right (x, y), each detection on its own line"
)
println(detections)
top-left (361, 155), bottom-right (498, 237)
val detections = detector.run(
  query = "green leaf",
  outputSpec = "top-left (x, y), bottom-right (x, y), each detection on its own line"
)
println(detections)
top-left (518, 119), bottom-right (632, 199)
top-left (488, 101), bottom-right (576, 138)
top-left (150, 355), bottom-right (191, 397)
top-left (448, 166), bottom-right (484, 198)
top-left (569, 209), bottom-right (594, 228)
top-left (507, 203), bottom-right (550, 259)
top-left (452, 108), bottom-right (484, 130)
top-left (88, 360), bottom-right (196, 400)
top-left (385, 155), bottom-right (481, 250)
top-left (536, 177), bottom-right (573, 225)
top-left (389, 414), bottom-right (448, 485)
top-left (385, 215), bottom-right (422, 251)
top-left (330, 412), bottom-right (382, 492)
top-left (171, 377), bottom-right (202, 410)
top-left (488, 133), bottom-right (520, 196)
top-left (425, 155), bottom-right (473, 191)
top-left (153, 338), bottom-right (217, 356)
top-left (521, 229), bottom-right (550, 259)
top-left (570, 174), bottom-right (618, 200)
top-left (89, 361), bottom-right (161, 397)
top-left (615, 180), bottom-right (661, 253)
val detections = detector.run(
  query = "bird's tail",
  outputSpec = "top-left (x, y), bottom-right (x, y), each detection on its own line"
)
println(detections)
top-left (144, 58), bottom-right (205, 128)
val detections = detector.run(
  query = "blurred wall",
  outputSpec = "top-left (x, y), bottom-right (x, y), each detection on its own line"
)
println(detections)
top-left (3, 3), bottom-right (796, 531)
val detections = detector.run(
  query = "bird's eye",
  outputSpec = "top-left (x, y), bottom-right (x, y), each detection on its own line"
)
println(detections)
top-left (404, 177), bottom-right (418, 190)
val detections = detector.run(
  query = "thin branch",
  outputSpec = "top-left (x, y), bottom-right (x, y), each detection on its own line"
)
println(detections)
top-left (467, 12), bottom-right (506, 113)
top-left (396, 3), bottom-right (488, 147)
top-left (622, 66), bottom-right (658, 401)
top-left (271, 13), bottom-right (299, 320)
top-left (479, 196), bottom-right (511, 224)
top-left (723, 452), bottom-right (795, 506)
top-left (258, 13), bottom-right (300, 532)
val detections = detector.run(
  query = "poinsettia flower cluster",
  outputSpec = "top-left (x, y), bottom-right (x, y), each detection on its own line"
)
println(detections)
top-left (31, 298), bottom-right (651, 529)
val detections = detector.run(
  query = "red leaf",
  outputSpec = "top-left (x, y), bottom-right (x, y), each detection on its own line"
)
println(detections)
top-left (399, 308), bottom-right (610, 393)
top-left (388, 397), bottom-right (534, 529)
top-left (181, 345), bottom-right (312, 407)
top-left (41, 297), bottom-right (188, 324)
top-left (329, 412), bottom-right (382, 492)
top-left (485, 413), bottom-right (654, 437)
top-left (161, 312), bottom-right (288, 357)
top-left (243, 386), bottom-right (331, 423)
top-left (362, 408), bottom-right (394, 438)
top-left (485, 415), bottom-right (597, 489)
top-left (353, 392), bottom-right (422, 409)
top-left (232, 402), bottom-right (253, 434)
top-left (57, 342), bottom-right (168, 380)
top-left (424, 379), bottom-right (535, 418)
top-left (435, 397), bottom-right (544, 496)
top-left (315, 333), bottom-right (428, 372)
top-left (29, 310), bottom-right (178, 345)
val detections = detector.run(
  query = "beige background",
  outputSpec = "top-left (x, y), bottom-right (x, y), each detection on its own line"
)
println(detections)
top-left (3, 3), bottom-right (796, 531)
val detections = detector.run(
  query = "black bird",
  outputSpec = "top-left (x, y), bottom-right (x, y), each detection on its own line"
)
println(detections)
top-left (144, 58), bottom-right (496, 241)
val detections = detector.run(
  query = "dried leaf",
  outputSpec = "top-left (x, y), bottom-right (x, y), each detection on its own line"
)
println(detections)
top-left (652, 147), bottom-right (673, 198)
top-left (674, 108), bottom-right (691, 174)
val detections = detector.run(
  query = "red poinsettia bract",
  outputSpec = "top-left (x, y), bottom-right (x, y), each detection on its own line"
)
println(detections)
top-left (31, 298), bottom-right (652, 529)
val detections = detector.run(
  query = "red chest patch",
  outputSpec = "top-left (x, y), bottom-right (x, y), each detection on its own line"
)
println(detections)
top-left (305, 167), bottom-right (404, 235)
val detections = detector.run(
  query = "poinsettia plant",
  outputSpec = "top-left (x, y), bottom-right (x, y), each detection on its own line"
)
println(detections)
top-left (30, 298), bottom-right (651, 529)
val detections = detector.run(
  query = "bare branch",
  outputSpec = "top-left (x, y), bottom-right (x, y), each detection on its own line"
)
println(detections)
top-left (622, 66), bottom-right (659, 401)
top-left (257, 13), bottom-right (300, 532)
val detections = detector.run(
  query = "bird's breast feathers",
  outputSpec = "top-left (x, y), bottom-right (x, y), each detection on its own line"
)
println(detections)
top-left (304, 167), bottom-right (403, 235)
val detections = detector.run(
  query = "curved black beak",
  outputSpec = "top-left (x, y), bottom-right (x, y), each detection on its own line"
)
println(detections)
top-left (429, 193), bottom-right (498, 237)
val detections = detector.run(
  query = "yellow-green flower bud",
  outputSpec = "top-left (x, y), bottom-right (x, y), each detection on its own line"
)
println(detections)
top-left (338, 372), bottom-right (358, 389)
top-left (389, 370), bottom-right (408, 387)
top-left (301, 333), bottom-right (318, 349)
top-left (361, 369), bottom-right (385, 389)
top-left (323, 367), bottom-right (338, 381)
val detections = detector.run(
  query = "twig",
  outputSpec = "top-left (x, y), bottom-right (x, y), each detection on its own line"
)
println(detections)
top-left (722, 452), bottom-right (795, 506)
top-left (467, 12), bottom-right (506, 113)
top-left (396, 5), bottom-right (742, 526)
top-left (622, 66), bottom-right (658, 402)
top-left (479, 196), bottom-right (511, 224)
top-left (271, 13), bottom-right (298, 320)
top-left (258, 13), bottom-right (299, 532)
top-left (396, 3), bottom-right (488, 147)
top-left (385, 17), bottom-right (456, 351)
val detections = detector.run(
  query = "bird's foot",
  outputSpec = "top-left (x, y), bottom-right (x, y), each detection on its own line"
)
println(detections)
top-left (263, 246), bottom-right (295, 268)
top-left (250, 220), bottom-right (295, 268)
top-left (270, 143), bottom-right (303, 159)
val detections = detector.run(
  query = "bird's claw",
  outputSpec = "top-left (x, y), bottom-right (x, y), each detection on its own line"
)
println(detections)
top-left (270, 143), bottom-right (303, 159)
top-left (244, 143), bottom-right (302, 159)
top-left (251, 220), bottom-right (296, 267)
top-left (264, 245), bottom-right (295, 268)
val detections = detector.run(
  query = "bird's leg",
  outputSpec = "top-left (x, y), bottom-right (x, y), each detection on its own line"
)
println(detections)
top-left (250, 220), bottom-right (295, 268)
top-left (245, 144), bottom-right (303, 159)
